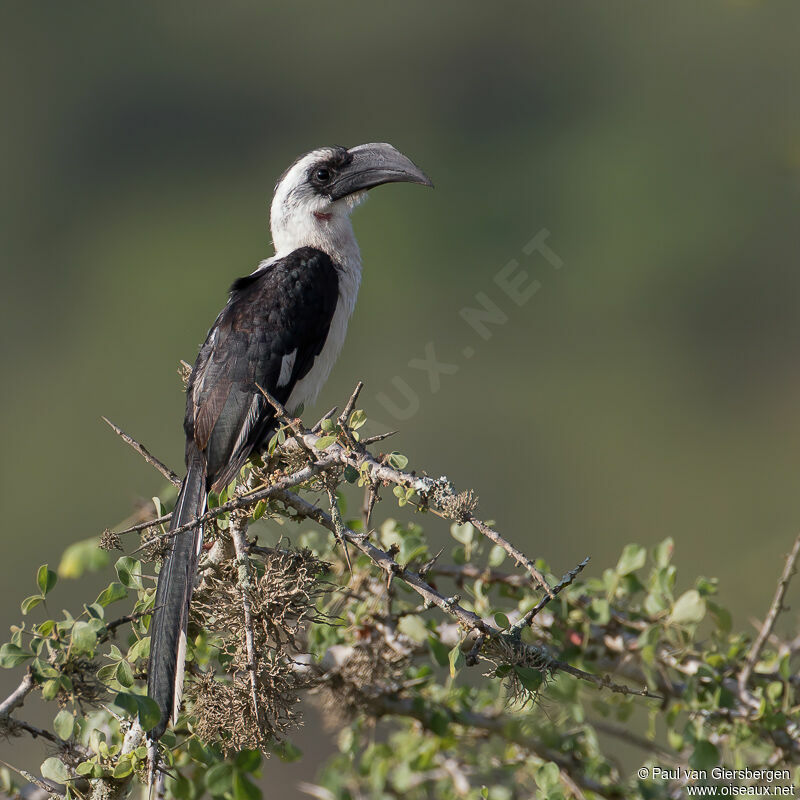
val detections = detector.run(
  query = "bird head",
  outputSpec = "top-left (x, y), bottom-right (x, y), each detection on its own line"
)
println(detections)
top-left (270, 143), bottom-right (432, 257)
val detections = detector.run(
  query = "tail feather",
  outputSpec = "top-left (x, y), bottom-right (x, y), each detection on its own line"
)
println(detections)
top-left (147, 447), bottom-right (206, 741)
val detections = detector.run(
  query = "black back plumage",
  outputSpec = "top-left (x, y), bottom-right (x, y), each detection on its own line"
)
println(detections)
top-left (187, 246), bottom-right (339, 491)
top-left (147, 247), bottom-right (339, 740)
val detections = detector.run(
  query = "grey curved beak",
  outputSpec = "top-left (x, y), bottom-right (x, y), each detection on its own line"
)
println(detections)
top-left (328, 142), bottom-right (434, 201)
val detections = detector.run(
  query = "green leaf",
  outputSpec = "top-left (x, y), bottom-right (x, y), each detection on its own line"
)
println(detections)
top-left (31, 658), bottom-right (59, 679)
top-left (494, 612), bottom-right (510, 629)
top-left (653, 537), bottom-right (674, 568)
top-left (71, 621), bottom-right (97, 655)
top-left (112, 758), bottom-right (133, 779)
top-left (96, 582), bottom-right (128, 607)
top-left (616, 544), bottom-right (646, 576)
top-left (348, 409), bottom-right (367, 430)
top-left (134, 694), bottom-right (162, 731)
top-left (689, 740), bottom-right (719, 770)
top-left (58, 537), bottom-right (109, 579)
top-left (669, 589), bottom-right (706, 625)
top-left (97, 664), bottom-right (119, 685)
top-left (320, 417), bottom-right (335, 432)
top-left (234, 750), bottom-right (262, 772)
top-left (536, 762), bottom-right (560, 793)
top-left (488, 545), bottom-right (506, 567)
top-left (252, 500), bottom-right (267, 520)
top-left (387, 452), bottom-right (408, 470)
top-left (205, 763), bottom-right (235, 796)
top-left (232, 772), bottom-right (261, 800)
top-left (54, 709), bottom-right (75, 740)
top-left (75, 762), bottom-right (95, 776)
top-left (514, 665), bottom-right (543, 692)
top-left (37, 565), bottom-right (58, 596)
top-left (0, 643), bottom-right (33, 668)
top-left (450, 522), bottom-right (474, 545)
top-left (127, 637), bottom-right (150, 663)
top-left (428, 636), bottom-right (449, 667)
top-left (275, 741), bottom-right (302, 762)
top-left (40, 757), bottom-right (70, 784)
top-left (112, 692), bottom-right (162, 731)
top-left (116, 660), bottom-right (134, 688)
top-left (41, 678), bottom-right (60, 700)
top-left (448, 644), bottom-right (465, 678)
top-left (115, 557), bottom-right (142, 589)
top-left (429, 708), bottom-right (449, 737)
top-left (343, 465), bottom-right (359, 484)
top-left (21, 595), bottom-right (43, 615)
top-left (314, 435), bottom-right (336, 450)
top-left (398, 615), bottom-right (428, 643)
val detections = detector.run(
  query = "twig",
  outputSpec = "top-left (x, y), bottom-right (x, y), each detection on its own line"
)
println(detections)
top-left (113, 513), bottom-right (173, 538)
top-left (590, 718), bottom-right (676, 761)
top-left (275, 487), bottom-right (656, 701)
top-left (326, 483), bottom-right (353, 573)
top-left (738, 534), bottom-right (800, 702)
top-left (0, 671), bottom-right (35, 715)
top-left (312, 407), bottom-right (338, 433)
top-left (464, 516), bottom-right (554, 598)
top-left (361, 483), bottom-right (379, 534)
top-left (510, 556), bottom-right (590, 633)
top-left (230, 515), bottom-right (261, 727)
top-left (0, 760), bottom-right (64, 800)
top-left (338, 381), bottom-right (363, 429)
top-left (105, 388), bottom-right (657, 704)
top-left (255, 382), bottom-right (317, 462)
top-left (102, 417), bottom-right (181, 486)
top-left (359, 430), bottom-right (397, 445)
top-left (272, 488), bottom-right (489, 636)
top-left (426, 563), bottom-right (528, 587)
top-left (371, 696), bottom-right (624, 798)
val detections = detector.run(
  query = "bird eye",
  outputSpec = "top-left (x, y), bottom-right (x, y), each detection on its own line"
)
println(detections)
top-left (314, 167), bottom-right (330, 182)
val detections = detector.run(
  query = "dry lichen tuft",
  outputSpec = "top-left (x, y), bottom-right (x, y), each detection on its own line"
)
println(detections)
top-left (315, 642), bottom-right (411, 725)
top-left (187, 654), bottom-right (307, 754)
top-left (482, 635), bottom-right (555, 707)
top-left (433, 486), bottom-right (479, 522)
top-left (139, 526), bottom-right (170, 564)
top-left (99, 529), bottom-right (122, 552)
top-left (185, 545), bottom-right (329, 752)
top-left (193, 546), bottom-right (329, 650)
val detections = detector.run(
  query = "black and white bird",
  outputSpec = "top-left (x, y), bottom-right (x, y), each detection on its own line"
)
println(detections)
top-left (147, 143), bottom-right (432, 743)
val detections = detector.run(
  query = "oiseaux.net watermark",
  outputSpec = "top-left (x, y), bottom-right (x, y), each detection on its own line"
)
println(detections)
top-left (637, 766), bottom-right (796, 796)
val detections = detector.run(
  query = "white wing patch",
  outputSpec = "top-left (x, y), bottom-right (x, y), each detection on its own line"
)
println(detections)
top-left (277, 349), bottom-right (298, 387)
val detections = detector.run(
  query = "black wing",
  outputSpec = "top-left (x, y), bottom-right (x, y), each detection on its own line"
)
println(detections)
top-left (185, 247), bottom-right (339, 492)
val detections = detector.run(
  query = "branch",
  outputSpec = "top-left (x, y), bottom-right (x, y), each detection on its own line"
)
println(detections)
top-left (372, 696), bottom-right (624, 798)
top-left (738, 534), bottom-right (800, 702)
top-left (511, 555), bottom-right (590, 633)
top-left (275, 487), bottom-right (656, 700)
top-left (230, 514), bottom-right (261, 726)
top-left (0, 671), bottom-right (35, 716)
top-left (101, 417), bottom-right (181, 486)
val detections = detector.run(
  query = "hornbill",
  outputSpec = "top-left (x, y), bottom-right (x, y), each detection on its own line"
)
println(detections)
top-left (146, 143), bottom-right (432, 744)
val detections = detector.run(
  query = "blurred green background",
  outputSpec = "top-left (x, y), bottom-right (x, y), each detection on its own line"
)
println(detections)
top-left (2, 1), bottom-right (800, 794)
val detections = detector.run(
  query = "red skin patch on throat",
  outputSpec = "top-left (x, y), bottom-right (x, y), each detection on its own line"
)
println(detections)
top-left (313, 211), bottom-right (333, 221)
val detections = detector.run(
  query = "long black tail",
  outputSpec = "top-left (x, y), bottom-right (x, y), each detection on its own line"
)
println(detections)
top-left (147, 447), bottom-right (206, 740)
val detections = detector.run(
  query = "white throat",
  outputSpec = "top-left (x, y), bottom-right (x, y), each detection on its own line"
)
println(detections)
top-left (266, 153), bottom-right (365, 410)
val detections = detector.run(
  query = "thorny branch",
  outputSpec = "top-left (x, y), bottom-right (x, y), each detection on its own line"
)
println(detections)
top-left (230, 514), bottom-right (262, 726)
top-left (100, 397), bottom-right (656, 701)
top-left (738, 533), bottom-right (800, 705)
top-left (106, 404), bottom-right (555, 601)
top-left (6, 382), bottom-right (799, 799)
